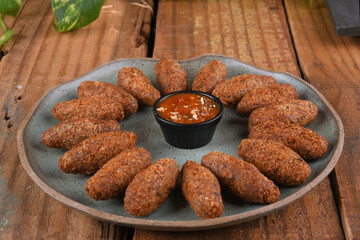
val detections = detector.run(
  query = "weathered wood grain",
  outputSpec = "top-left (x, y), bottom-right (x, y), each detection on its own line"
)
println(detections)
top-left (285, 0), bottom-right (360, 239)
top-left (0, 0), bottom-right (153, 239)
top-left (134, 0), bottom-right (344, 239)
top-left (135, 180), bottom-right (343, 239)
top-left (154, 0), bottom-right (300, 75)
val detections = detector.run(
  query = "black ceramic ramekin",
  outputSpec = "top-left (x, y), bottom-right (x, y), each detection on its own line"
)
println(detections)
top-left (153, 91), bottom-right (224, 149)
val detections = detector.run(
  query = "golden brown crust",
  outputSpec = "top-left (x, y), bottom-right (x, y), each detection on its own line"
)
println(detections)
top-left (77, 81), bottom-right (138, 117)
top-left (249, 121), bottom-right (328, 160)
top-left (212, 74), bottom-right (276, 108)
top-left (117, 67), bottom-right (161, 106)
top-left (236, 83), bottom-right (299, 117)
top-left (52, 96), bottom-right (125, 121)
top-left (41, 118), bottom-right (120, 149)
top-left (155, 58), bottom-right (188, 95)
top-left (191, 60), bottom-right (227, 94)
top-left (248, 100), bottom-right (318, 130)
top-left (124, 158), bottom-right (179, 217)
top-left (58, 131), bottom-right (137, 175)
top-left (181, 161), bottom-right (223, 219)
top-left (85, 148), bottom-right (152, 201)
top-left (201, 151), bottom-right (280, 204)
top-left (238, 139), bottom-right (311, 186)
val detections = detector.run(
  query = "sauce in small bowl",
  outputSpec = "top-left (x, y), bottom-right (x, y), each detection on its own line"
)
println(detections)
top-left (156, 92), bottom-right (220, 124)
top-left (153, 91), bottom-right (223, 149)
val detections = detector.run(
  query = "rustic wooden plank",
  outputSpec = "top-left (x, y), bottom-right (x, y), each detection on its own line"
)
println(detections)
top-left (134, 180), bottom-right (343, 239)
top-left (0, 0), bottom-right (153, 239)
top-left (285, 0), bottom-right (360, 239)
top-left (134, 0), bottom-right (344, 239)
top-left (154, 0), bottom-right (300, 75)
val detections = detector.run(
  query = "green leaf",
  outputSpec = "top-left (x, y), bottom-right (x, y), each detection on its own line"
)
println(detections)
top-left (52, 0), bottom-right (106, 32)
top-left (0, 0), bottom-right (22, 17)
top-left (0, 29), bottom-right (13, 44)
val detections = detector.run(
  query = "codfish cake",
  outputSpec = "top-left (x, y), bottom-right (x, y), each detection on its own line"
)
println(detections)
top-left (181, 161), bottom-right (223, 219)
top-left (124, 158), bottom-right (179, 217)
top-left (201, 151), bottom-right (280, 204)
top-left (58, 131), bottom-right (137, 175)
top-left (236, 83), bottom-right (298, 117)
top-left (52, 96), bottom-right (125, 121)
top-left (248, 100), bottom-right (318, 130)
top-left (155, 58), bottom-right (188, 95)
top-left (249, 121), bottom-right (328, 161)
top-left (117, 67), bottom-right (160, 106)
top-left (238, 139), bottom-right (311, 186)
top-left (85, 148), bottom-right (152, 201)
top-left (192, 60), bottom-right (227, 94)
top-left (41, 118), bottom-right (120, 149)
top-left (212, 74), bottom-right (276, 108)
top-left (78, 81), bottom-right (138, 117)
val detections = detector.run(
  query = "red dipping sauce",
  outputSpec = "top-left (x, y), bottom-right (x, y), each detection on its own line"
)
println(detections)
top-left (156, 93), bottom-right (220, 124)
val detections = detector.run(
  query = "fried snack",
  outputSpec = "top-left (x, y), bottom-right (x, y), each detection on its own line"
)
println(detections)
top-left (41, 118), bottom-right (120, 149)
top-left (155, 58), bottom-right (188, 95)
top-left (236, 83), bottom-right (299, 117)
top-left (77, 81), bottom-right (138, 117)
top-left (181, 161), bottom-right (223, 219)
top-left (238, 139), bottom-right (311, 186)
top-left (58, 131), bottom-right (137, 175)
top-left (117, 67), bottom-right (160, 106)
top-left (85, 148), bottom-right (152, 201)
top-left (212, 74), bottom-right (276, 108)
top-left (191, 59), bottom-right (227, 94)
top-left (201, 151), bottom-right (280, 204)
top-left (248, 100), bottom-right (318, 130)
top-left (52, 96), bottom-right (125, 121)
top-left (124, 158), bottom-right (179, 217)
top-left (249, 121), bottom-right (328, 160)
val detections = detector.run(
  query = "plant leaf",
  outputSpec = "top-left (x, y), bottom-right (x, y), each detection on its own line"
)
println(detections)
top-left (0, 30), bottom-right (13, 44)
top-left (0, 0), bottom-right (22, 17)
top-left (52, 0), bottom-right (106, 32)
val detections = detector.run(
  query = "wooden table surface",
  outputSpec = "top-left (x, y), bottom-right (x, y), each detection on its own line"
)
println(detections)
top-left (0, 0), bottom-right (359, 239)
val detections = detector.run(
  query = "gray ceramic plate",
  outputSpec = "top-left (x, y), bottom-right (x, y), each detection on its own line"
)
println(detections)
top-left (17, 54), bottom-right (344, 231)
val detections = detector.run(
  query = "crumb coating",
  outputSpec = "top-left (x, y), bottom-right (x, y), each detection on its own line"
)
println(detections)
top-left (249, 121), bottom-right (328, 160)
top-left (41, 118), bottom-right (120, 149)
top-left (238, 139), bottom-right (311, 186)
top-left (117, 67), bottom-right (160, 106)
top-left (124, 158), bottom-right (179, 217)
top-left (201, 151), bottom-right (280, 204)
top-left (236, 83), bottom-right (298, 117)
top-left (58, 131), bottom-right (137, 175)
top-left (248, 100), bottom-right (318, 130)
top-left (52, 96), bottom-right (125, 121)
top-left (192, 60), bottom-right (227, 94)
top-left (85, 148), bottom-right (152, 200)
top-left (155, 58), bottom-right (188, 95)
top-left (78, 81), bottom-right (138, 116)
top-left (212, 74), bottom-right (276, 108)
top-left (181, 161), bottom-right (223, 219)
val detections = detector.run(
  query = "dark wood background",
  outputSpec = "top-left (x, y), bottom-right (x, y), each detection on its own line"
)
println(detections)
top-left (0, 0), bottom-right (358, 239)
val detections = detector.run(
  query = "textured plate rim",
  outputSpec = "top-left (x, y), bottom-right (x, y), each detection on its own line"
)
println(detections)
top-left (17, 54), bottom-right (344, 231)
